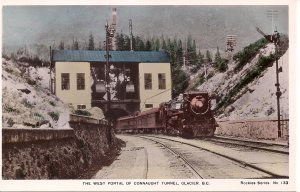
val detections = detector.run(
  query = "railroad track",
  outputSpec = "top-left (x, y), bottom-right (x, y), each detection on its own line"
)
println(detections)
top-left (205, 136), bottom-right (289, 155)
top-left (142, 147), bottom-right (149, 179)
top-left (142, 135), bottom-right (288, 179)
top-left (140, 136), bottom-right (204, 179)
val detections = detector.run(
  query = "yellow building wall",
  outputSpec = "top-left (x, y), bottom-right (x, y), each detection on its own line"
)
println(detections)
top-left (139, 63), bottom-right (172, 111)
top-left (55, 62), bottom-right (91, 109)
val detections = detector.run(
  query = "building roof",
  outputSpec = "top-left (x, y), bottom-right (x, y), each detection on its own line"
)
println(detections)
top-left (52, 50), bottom-right (170, 63)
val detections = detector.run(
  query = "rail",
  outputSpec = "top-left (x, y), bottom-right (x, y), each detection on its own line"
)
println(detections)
top-left (146, 135), bottom-right (288, 178)
top-left (140, 136), bottom-right (204, 179)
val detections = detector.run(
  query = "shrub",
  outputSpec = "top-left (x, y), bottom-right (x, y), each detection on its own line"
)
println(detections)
top-left (21, 98), bottom-right (34, 108)
top-left (49, 101), bottom-right (56, 106)
top-left (172, 68), bottom-right (189, 98)
top-left (193, 76), bottom-right (205, 88)
top-left (3, 53), bottom-right (10, 60)
top-left (190, 65), bottom-right (199, 73)
top-left (216, 59), bottom-right (228, 72)
top-left (34, 112), bottom-right (44, 120)
top-left (4, 67), bottom-right (14, 74)
top-left (4, 105), bottom-right (20, 113)
top-left (26, 78), bottom-right (36, 85)
top-left (216, 54), bottom-right (275, 111)
top-left (233, 38), bottom-right (267, 72)
top-left (266, 106), bottom-right (275, 116)
top-left (7, 118), bottom-right (14, 127)
top-left (74, 110), bottom-right (92, 117)
top-left (48, 111), bottom-right (59, 122)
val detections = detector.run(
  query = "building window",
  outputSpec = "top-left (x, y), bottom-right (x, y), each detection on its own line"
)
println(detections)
top-left (144, 73), bottom-right (152, 90)
top-left (145, 104), bottom-right (153, 108)
top-left (158, 73), bottom-right (166, 89)
top-left (77, 73), bottom-right (85, 90)
top-left (61, 73), bottom-right (70, 90)
top-left (77, 105), bottom-right (86, 110)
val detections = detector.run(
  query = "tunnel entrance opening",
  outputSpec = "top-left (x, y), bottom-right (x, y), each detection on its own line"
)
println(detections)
top-left (105, 108), bottom-right (130, 126)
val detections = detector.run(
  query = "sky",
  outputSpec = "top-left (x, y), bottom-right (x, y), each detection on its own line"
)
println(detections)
top-left (3, 5), bottom-right (288, 54)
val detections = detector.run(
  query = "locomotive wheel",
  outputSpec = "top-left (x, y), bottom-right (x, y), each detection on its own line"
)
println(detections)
top-left (182, 128), bottom-right (194, 139)
top-left (205, 127), bottom-right (216, 137)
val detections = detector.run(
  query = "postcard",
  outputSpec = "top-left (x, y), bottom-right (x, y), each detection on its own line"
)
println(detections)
top-left (1, 0), bottom-right (297, 191)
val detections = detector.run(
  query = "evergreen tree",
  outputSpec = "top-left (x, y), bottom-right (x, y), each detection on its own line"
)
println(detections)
top-left (73, 38), bottom-right (79, 50)
top-left (187, 35), bottom-right (197, 66)
top-left (98, 41), bottom-right (102, 50)
top-left (135, 36), bottom-right (145, 51)
top-left (214, 47), bottom-right (222, 64)
top-left (167, 38), bottom-right (172, 50)
top-left (150, 38), bottom-right (155, 51)
top-left (88, 33), bottom-right (95, 50)
top-left (172, 67), bottom-right (189, 98)
top-left (214, 47), bottom-right (228, 72)
top-left (198, 50), bottom-right (204, 64)
top-left (59, 41), bottom-right (64, 50)
top-left (145, 40), bottom-right (151, 51)
top-left (124, 35), bottom-right (131, 50)
top-left (161, 35), bottom-right (167, 50)
top-left (190, 49), bottom-right (204, 73)
top-left (206, 50), bottom-right (212, 62)
top-left (176, 40), bottom-right (183, 67)
top-left (115, 32), bottom-right (125, 50)
top-left (155, 38), bottom-right (160, 51)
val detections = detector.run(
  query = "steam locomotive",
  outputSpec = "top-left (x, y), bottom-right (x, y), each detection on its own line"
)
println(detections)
top-left (115, 91), bottom-right (217, 138)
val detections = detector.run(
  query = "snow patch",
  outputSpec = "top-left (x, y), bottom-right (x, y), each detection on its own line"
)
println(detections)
top-left (2, 58), bottom-right (71, 129)
top-left (196, 43), bottom-right (288, 120)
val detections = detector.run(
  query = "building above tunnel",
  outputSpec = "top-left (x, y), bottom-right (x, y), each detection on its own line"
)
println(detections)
top-left (50, 50), bottom-right (172, 115)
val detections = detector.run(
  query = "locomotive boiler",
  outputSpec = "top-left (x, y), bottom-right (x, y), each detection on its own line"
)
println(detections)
top-left (162, 91), bottom-right (216, 137)
top-left (115, 91), bottom-right (217, 138)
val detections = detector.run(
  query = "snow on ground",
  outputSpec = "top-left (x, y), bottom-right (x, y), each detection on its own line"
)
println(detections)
top-left (2, 58), bottom-right (71, 129)
top-left (228, 49), bottom-right (289, 120)
top-left (197, 43), bottom-right (289, 120)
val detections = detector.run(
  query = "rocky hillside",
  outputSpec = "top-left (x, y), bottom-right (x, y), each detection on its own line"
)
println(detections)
top-left (2, 58), bottom-right (71, 129)
top-left (196, 39), bottom-right (288, 120)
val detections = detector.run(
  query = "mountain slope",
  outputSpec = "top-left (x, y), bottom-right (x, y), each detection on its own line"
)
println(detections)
top-left (197, 43), bottom-right (288, 120)
top-left (2, 58), bottom-right (71, 129)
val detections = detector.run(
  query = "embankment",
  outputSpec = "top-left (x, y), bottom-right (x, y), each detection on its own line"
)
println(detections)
top-left (2, 114), bottom-right (121, 179)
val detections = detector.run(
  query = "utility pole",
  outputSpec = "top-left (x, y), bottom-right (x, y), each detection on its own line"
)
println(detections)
top-left (49, 46), bottom-right (53, 93)
top-left (274, 30), bottom-right (282, 138)
top-left (105, 8), bottom-right (117, 143)
top-left (183, 54), bottom-right (186, 68)
top-left (105, 21), bottom-right (112, 143)
top-left (266, 10), bottom-right (278, 34)
top-left (256, 27), bottom-right (282, 137)
top-left (226, 35), bottom-right (237, 62)
top-left (105, 16), bottom-right (115, 141)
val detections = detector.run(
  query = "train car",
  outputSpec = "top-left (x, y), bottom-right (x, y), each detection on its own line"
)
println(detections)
top-left (116, 108), bottom-right (164, 134)
top-left (115, 91), bottom-right (217, 138)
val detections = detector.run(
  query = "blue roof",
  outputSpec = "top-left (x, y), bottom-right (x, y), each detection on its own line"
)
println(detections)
top-left (52, 50), bottom-right (170, 63)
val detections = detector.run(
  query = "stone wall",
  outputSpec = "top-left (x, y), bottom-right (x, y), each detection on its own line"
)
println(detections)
top-left (2, 114), bottom-right (115, 179)
top-left (216, 118), bottom-right (289, 141)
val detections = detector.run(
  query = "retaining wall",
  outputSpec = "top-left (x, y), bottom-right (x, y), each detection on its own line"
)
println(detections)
top-left (2, 114), bottom-right (113, 179)
top-left (216, 118), bottom-right (289, 141)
